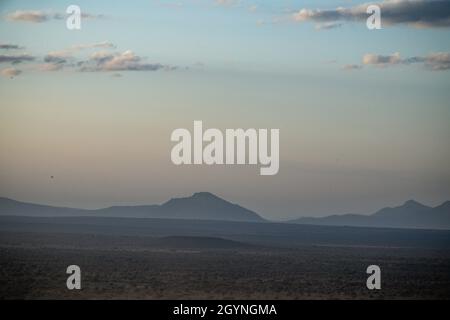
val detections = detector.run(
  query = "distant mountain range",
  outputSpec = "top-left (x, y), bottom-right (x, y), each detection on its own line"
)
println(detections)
top-left (289, 200), bottom-right (450, 230)
top-left (0, 192), bottom-right (265, 222)
top-left (0, 193), bottom-right (449, 229)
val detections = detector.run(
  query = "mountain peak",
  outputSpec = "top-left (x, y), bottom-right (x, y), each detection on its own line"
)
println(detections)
top-left (0, 193), bottom-right (266, 222)
top-left (160, 192), bottom-right (265, 222)
top-left (192, 192), bottom-right (219, 199)
top-left (164, 192), bottom-right (223, 206)
top-left (435, 200), bottom-right (450, 210)
top-left (402, 199), bottom-right (427, 208)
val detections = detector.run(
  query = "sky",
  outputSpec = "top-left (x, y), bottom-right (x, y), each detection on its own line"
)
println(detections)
top-left (1, 0), bottom-right (450, 220)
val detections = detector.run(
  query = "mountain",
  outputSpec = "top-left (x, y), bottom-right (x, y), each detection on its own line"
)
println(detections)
top-left (157, 192), bottom-right (263, 222)
top-left (289, 200), bottom-right (450, 230)
top-left (0, 197), bottom-right (86, 216)
top-left (0, 192), bottom-right (266, 223)
top-left (2, 194), bottom-right (449, 229)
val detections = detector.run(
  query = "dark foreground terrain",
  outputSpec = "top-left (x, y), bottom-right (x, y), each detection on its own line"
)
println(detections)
top-left (1, 236), bottom-right (449, 300)
top-left (0, 216), bottom-right (449, 299)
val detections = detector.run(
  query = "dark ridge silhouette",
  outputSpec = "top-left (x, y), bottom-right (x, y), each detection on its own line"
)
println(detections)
top-left (1, 194), bottom-right (449, 229)
top-left (153, 236), bottom-right (251, 249)
top-left (158, 192), bottom-right (263, 222)
top-left (289, 200), bottom-right (450, 230)
top-left (0, 192), bottom-right (265, 223)
top-left (0, 232), bottom-right (254, 250)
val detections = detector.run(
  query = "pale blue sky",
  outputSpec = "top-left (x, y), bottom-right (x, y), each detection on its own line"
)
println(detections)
top-left (1, 0), bottom-right (449, 219)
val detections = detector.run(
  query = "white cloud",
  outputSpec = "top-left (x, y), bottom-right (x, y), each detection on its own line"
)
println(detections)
top-left (359, 52), bottom-right (450, 71)
top-left (363, 52), bottom-right (402, 66)
top-left (71, 41), bottom-right (116, 51)
top-left (425, 52), bottom-right (450, 70)
top-left (79, 50), bottom-right (168, 72)
top-left (6, 10), bottom-right (103, 23)
top-left (1, 67), bottom-right (22, 77)
top-left (6, 10), bottom-right (53, 23)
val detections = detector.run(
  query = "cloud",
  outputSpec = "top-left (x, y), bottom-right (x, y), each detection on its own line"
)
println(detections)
top-left (44, 52), bottom-right (69, 64)
top-left (360, 52), bottom-right (450, 70)
top-left (6, 10), bottom-right (54, 23)
top-left (0, 43), bottom-right (24, 50)
top-left (215, 0), bottom-right (237, 6)
top-left (315, 22), bottom-right (342, 30)
top-left (40, 52), bottom-right (69, 71)
top-left (6, 10), bottom-right (103, 23)
top-left (342, 64), bottom-right (363, 71)
top-left (0, 42), bottom-right (174, 75)
top-left (362, 52), bottom-right (402, 66)
top-left (0, 53), bottom-right (34, 64)
top-left (78, 50), bottom-right (168, 72)
top-left (37, 63), bottom-right (65, 72)
top-left (38, 42), bottom-right (116, 71)
top-left (71, 41), bottom-right (115, 51)
top-left (248, 5), bottom-right (258, 13)
top-left (1, 67), bottom-right (22, 77)
top-left (42, 42), bottom-right (115, 60)
top-left (424, 52), bottom-right (450, 70)
top-left (80, 12), bottom-right (105, 20)
top-left (293, 0), bottom-right (450, 28)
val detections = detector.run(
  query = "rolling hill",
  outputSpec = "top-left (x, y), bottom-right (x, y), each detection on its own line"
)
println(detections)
top-left (0, 192), bottom-right (265, 223)
top-left (1, 193), bottom-right (449, 229)
top-left (290, 200), bottom-right (450, 229)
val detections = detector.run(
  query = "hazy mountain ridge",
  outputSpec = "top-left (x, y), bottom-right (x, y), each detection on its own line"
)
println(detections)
top-left (1, 194), bottom-right (449, 229)
top-left (0, 192), bottom-right (265, 223)
top-left (290, 200), bottom-right (450, 229)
